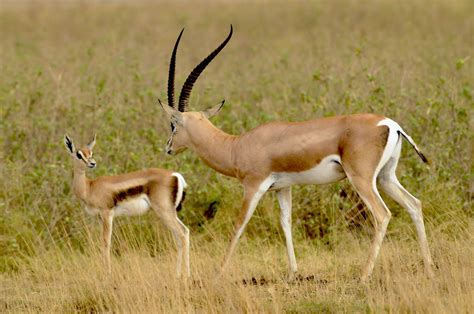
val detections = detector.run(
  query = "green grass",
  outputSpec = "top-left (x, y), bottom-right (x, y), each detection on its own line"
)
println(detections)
top-left (1, 0), bottom-right (473, 312)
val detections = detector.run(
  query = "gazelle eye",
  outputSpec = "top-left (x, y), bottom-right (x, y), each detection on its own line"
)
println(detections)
top-left (76, 152), bottom-right (83, 160)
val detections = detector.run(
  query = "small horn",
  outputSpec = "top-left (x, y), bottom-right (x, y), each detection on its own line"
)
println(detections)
top-left (178, 25), bottom-right (233, 112)
top-left (168, 28), bottom-right (184, 109)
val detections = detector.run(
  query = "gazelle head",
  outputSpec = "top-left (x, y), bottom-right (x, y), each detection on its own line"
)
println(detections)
top-left (159, 26), bottom-right (233, 155)
top-left (64, 134), bottom-right (97, 169)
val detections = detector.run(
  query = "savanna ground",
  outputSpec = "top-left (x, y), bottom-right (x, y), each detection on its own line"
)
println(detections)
top-left (1, 0), bottom-right (473, 312)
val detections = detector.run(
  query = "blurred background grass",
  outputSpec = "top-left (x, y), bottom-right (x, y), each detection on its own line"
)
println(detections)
top-left (0, 0), bottom-right (472, 312)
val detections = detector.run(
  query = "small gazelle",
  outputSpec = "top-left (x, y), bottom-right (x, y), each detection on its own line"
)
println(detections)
top-left (64, 134), bottom-right (190, 277)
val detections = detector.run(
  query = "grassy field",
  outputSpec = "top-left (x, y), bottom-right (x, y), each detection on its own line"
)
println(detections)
top-left (1, 0), bottom-right (473, 312)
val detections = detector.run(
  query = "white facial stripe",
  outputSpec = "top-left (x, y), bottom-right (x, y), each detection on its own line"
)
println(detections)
top-left (167, 136), bottom-right (173, 149)
top-left (76, 151), bottom-right (86, 160)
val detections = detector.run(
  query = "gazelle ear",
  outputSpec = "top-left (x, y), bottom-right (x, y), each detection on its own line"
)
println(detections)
top-left (64, 134), bottom-right (75, 154)
top-left (203, 100), bottom-right (225, 119)
top-left (159, 99), bottom-right (179, 118)
top-left (87, 134), bottom-right (96, 150)
top-left (158, 99), bottom-right (183, 124)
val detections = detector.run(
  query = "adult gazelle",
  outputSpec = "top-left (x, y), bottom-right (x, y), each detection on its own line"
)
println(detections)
top-left (158, 26), bottom-right (434, 281)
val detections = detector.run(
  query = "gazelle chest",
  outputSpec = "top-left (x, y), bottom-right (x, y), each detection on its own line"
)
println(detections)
top-left (270, 154), bottom-right (346, 190)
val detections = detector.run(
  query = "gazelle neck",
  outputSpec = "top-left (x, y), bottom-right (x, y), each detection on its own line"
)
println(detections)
top-left (72, 164), bottom-right (90, 201)
top-left (186, 118), bottom-right (237, 178)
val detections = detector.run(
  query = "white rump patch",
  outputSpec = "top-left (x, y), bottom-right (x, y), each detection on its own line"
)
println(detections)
top-left (375, 118), bottom-right (403, 189)
top-left (172, 172), bottom-right (187, 209)
top-left (270, 154), bottom-right (346, 190)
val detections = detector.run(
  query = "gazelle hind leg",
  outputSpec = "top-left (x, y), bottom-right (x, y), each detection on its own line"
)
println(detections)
top-left (341, 124), bottom-right (398, 281)
top-left (348, 175), bottom-right (392, 282)
top-left (152, 201), bottom-right (188, 278)
top-left (166, 216), bottom-right (187, 278)
top-left (176, 217), bottom-right (190, 277)
top-left (277, 187), bottom-right (297, 278)
top-left (378, 149), bottom-right (435, 277)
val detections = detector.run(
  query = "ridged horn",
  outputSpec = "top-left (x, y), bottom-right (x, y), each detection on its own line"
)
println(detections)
top-left (178, 25), bottom-right (233, 112)
top-left (168, 28), bottom-right (184, 109)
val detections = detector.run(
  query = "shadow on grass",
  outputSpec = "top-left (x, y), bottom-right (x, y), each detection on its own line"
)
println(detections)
top-left (241, 274), bottom-right (329, 287)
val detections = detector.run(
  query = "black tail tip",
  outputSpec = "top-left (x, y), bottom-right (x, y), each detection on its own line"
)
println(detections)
top-left (418, 152), bottom-right (429, 164)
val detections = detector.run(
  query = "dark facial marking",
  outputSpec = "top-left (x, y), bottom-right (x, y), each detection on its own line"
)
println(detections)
top-left (76, 151), bottom-right (83, 160)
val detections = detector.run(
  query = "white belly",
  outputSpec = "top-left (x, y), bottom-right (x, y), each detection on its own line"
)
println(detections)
top-left (84, 206), bottom-right (101, 216)
top-left (270, 154), bottom-right (346, 190)
top-left (113, 195), bottom-right (151, 217)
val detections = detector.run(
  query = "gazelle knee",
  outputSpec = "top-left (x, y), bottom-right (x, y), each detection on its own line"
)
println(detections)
top-left (413, 198), bottom-right (422, 210)
top-left (408, 209), bottom-right (422, 224)
top-left (183, 227), bottom-right (190, 244)
top-left (405, 198), bottom-right (422, 220)
top-left (374, 209), bottom-right (391, 226)
top-left (181, 224), bottom-right (190, 237)
top-left (172, 230), bottom-right (185, 248)
top-left (377, 176), bottom-right (397, 194)
top-left (280, 215), bottom-right (290, 229)
top-left (377, 172), bottom-right (390, 185)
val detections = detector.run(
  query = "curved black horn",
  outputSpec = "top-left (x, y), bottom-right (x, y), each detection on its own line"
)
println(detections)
top-left (178, 25), bottom-right (233, 112)
top-left (168, 28), bottom-right (184, 109)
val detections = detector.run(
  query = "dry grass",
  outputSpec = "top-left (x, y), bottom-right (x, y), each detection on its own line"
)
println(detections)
top-left (1, 0), bottom-right (473, 312)
top-left (2, 225), bottom-right (473, 312)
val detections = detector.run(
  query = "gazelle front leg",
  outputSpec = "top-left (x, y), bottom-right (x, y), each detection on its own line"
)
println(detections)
top-left (277, 187), bottom-right (298, 279)
top-left (220, 179), bottom-right (272, 275)
top-left (100, 209), bottom-right (114, 274)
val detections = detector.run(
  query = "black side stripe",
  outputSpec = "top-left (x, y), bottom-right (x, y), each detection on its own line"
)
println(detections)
top-left (113, 185), bottom-right (148, 206)
top-left (176, 191), bottom-right (186, 212)
top-left (171, 176), bottom-right (186, 212)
